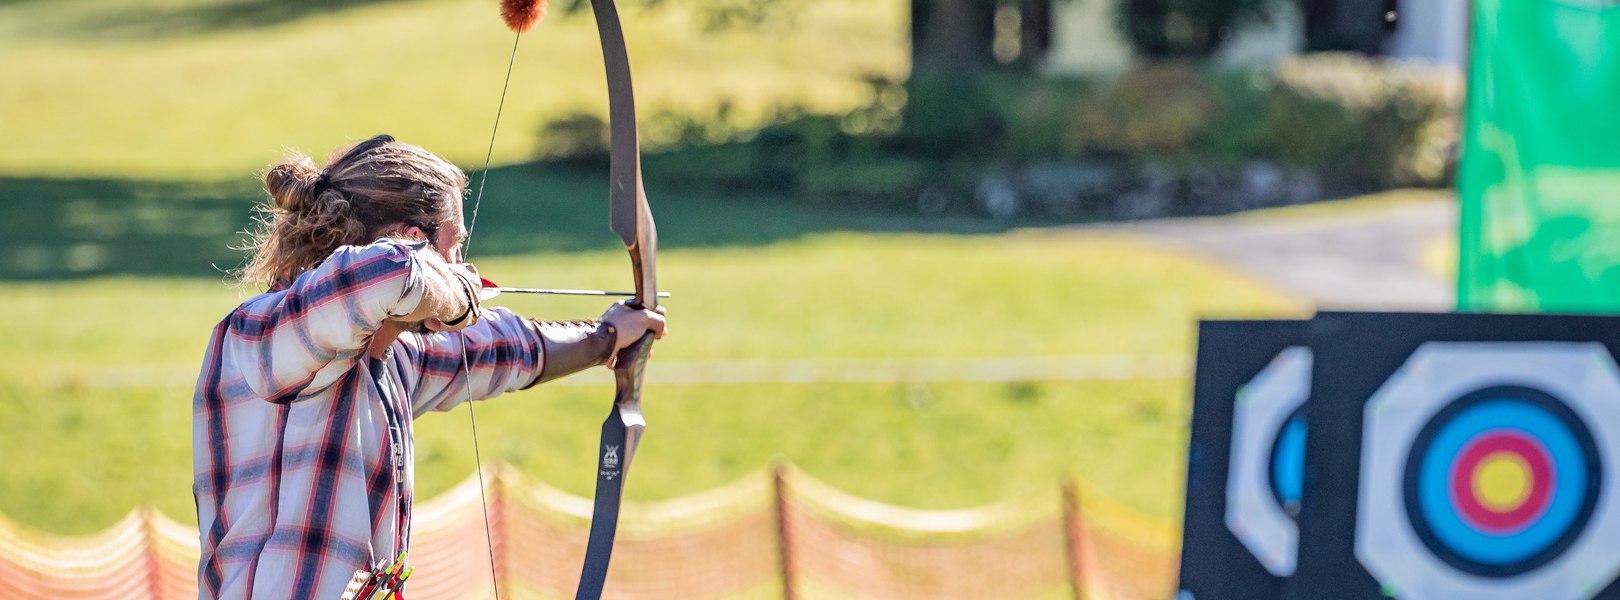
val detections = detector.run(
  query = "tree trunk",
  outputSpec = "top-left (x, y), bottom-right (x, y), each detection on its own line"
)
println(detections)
top-left (910, 0), bottom-right (998, 75)
top-left (1017, 0), bottom-right (1053, 68)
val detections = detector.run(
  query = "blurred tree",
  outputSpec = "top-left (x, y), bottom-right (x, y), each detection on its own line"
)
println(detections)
top-left (532, 0), bottom-right (1064, 172)
top-left (910, 0), bottom-right (1053, 75)
top-left (554, 0), bottom-right (807, 30)
top-left (557, 0), bottom-right (1054, 75)
top-left (911, 0), bottom-right (997, 73)
top-left (1115, 0), bottom-right (1280, 58)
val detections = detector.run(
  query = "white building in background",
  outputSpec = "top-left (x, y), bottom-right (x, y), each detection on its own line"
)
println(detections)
top-left (1038, 0), bottom-right (1467, 76)
top-left (1384, 0), bottom-right (1468, 67)
top-left (1037, 0), bottom-right (1133, 75)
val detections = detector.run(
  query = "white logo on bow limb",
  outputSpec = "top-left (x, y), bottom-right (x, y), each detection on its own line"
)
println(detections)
top-left (601, 445), bottom-right (621, 479)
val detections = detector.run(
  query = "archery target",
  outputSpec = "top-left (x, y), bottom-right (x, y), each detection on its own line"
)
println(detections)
top-left (1225, 346), bottom-right (1311, 577)
top-left (1356, 343), bottom-right (1620, 599)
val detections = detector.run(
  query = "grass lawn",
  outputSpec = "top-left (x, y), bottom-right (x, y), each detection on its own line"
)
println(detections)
top-left (0, 0), bottom-right (906, 179)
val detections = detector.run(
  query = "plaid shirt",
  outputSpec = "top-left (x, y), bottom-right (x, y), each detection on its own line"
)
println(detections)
top-left (193, 240), bottom-right (546, 599)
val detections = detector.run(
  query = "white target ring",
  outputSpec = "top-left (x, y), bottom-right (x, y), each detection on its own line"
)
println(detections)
top-left (1225, 346), bottom-right (1312, 577)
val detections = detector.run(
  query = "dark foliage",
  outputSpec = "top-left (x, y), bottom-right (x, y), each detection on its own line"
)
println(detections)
top-left (1115, 0), bottom-right (1280, 58)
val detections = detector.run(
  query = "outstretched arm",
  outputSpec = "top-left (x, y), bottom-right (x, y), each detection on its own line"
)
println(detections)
top-left (395, 303), bottom-right (666, 417)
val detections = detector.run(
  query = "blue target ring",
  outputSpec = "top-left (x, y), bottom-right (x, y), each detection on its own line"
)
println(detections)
top-left (1268, 409), bottom-right (1306, 519)
top-left (1402, 385), bottom-right (1603, 577)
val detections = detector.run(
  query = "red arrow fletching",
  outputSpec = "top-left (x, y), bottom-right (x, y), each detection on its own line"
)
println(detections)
top-left (500, 0), bottom-right (548, 33)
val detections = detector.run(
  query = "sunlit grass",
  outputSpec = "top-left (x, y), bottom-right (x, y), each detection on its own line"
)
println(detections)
top-left (0, 0), bottom-right (906, 178)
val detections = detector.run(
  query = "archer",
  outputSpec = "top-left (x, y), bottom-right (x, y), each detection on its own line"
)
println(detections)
top-left (191, 134), bottom-right (668, 598)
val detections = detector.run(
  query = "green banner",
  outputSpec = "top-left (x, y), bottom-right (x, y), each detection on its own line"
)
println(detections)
top-left (1459, 0), bottom-right (1620, 312)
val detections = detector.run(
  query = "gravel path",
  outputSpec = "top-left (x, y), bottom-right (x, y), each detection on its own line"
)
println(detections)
top-left (1119, 195), bottom-right (1456, 311)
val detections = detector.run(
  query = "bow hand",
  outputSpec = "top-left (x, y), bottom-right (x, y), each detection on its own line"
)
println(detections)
top-left (600, 302), bottom-right (668, 359)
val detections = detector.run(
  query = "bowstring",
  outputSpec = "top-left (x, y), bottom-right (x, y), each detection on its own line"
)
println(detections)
top-left (460, 31), bottom-right (524, 600)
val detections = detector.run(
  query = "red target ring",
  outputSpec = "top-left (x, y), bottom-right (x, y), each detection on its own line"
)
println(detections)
top-left (1448, 431), bottom-right (1555, 534)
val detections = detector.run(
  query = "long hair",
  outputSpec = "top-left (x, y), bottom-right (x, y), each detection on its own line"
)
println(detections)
top-left (239, 135), bottom-right (468, 287)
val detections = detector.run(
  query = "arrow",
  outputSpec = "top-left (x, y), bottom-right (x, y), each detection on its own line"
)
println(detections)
top-left (486, 287), bottom-right (671, 297)
top-left (477, 277), bottom-right (670, 301)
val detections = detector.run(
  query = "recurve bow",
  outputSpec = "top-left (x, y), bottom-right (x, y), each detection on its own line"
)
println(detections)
top-left (472, 1), bottom-right (658, 598)
top-left (575, 0), bottom-right (659, 596)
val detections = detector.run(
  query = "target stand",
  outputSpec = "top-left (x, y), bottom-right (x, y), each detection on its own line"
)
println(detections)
top-left (1293, 312), bottom-right (1620, 600)
top-left (1177, 320), bottom-right (1311, 599)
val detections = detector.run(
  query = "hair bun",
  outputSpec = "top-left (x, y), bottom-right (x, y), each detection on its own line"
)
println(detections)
top-left (264, 155), bottom-right (323, 213)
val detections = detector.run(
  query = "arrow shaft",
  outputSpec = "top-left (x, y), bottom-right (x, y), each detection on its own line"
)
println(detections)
top-left (488, 287), bottom-right (670, 298)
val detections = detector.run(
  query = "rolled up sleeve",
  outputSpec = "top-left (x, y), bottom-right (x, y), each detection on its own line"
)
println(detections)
top-left (223, 239), bottom-right (464, 403)
top-left (393, 308), bottom-right (547, 417)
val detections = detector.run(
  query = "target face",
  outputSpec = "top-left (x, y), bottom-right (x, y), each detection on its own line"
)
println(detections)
top-left (1357, 343), bottom-right (1620, 599)
top-left (1405, 386), bottom-right (1601, 578)
top-left (1226, 346), bottom-right (1311, 577)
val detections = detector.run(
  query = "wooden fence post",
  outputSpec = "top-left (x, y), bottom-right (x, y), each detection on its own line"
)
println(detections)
top-left (1061, 480), bottom-right (1087, 600)
top-left (772, 462), bottom-right (797, 600)
top-left (139, 506), bottom-right (164, 599)
top-left (491, 463), bottom-right (509, 599)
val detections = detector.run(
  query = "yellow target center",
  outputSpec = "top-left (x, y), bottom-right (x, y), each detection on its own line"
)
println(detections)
top-left (1473, 452), bottom-right (1532, 512)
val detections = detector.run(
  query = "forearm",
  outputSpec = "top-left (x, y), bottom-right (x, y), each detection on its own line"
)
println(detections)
top-left (402, 308), bottom-right (546, 415)
top-left (530, 319), bottom-right (617, 385)
top-left (403, 312), bottom-right (620, 416)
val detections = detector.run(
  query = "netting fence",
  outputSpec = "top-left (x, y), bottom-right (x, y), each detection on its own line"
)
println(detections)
top-left (0, 464), bottom-right (1177, 599)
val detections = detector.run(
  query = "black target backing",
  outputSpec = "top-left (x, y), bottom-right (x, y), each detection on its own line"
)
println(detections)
top-left (1177, 319), bottom-right (1309, 600)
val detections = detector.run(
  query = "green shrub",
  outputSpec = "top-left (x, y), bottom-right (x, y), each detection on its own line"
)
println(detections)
top-left (537, 53), bottom-right (1461, 215)
top-left (1198, 70), bottom-right (1274, 163)
top-left (642, 141), bottom-right (784, 193)
top-left (644, 99), bottom-right (755, 150)
top-left (895, 74), bottom-right (1003, 160)
top-left (1065, 62), bottom-right (1221, 160)
top-left (535, 112), bottom-right (610, 166)
top-left (799, 158), bottom-right (933, 211)
top-left (756, 114), bottom-right (851, 167)
top-left (1056, 55), bottom-right (1458, 188)
top-left (840, 74), bottom-right (908, 138)
top-left (995, 76), bottom-right (1091, 161)
top-left (1261, 53), bottom-right (1461, 187)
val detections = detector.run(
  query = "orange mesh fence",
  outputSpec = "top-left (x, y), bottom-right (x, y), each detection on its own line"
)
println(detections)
top-left (779, 465), bottom-right (1071, 600)
top-left (402, 473), bottom-right (501, 600)
top-left (493, 466), bottom-right (779, 599)
top-left (0, 465), bottom-right (1177, 599)
top-left (1067, 483), bottom-right (1180, 600)
top-left (0, 507), bottom-right (174, 599)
